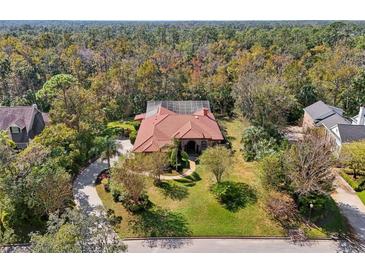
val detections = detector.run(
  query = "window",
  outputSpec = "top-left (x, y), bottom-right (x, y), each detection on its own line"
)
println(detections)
top-left (10, 127), bottom-right (21, 134)
top-left (201, 140), bottom-right (208, 150)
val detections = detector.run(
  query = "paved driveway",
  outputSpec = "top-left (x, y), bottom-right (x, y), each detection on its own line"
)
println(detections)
top-left (73, 138), bottom-right (133, 215)
top-left (332, 173), bottom-right (365, 243)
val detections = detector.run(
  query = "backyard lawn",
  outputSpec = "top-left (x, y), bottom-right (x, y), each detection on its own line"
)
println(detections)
top-left (97, 118), bottom-right (346, 238)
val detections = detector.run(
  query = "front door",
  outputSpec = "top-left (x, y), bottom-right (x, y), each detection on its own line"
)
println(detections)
top-left (185, 140), bottom-right (196, 153)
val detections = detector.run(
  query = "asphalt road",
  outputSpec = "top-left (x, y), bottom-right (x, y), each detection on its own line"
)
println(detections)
top-left (125, 238), bottom-right (346, 253)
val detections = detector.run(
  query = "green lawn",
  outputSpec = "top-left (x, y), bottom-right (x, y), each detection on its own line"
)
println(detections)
top-left (97, 118), bottom-right (344, 238)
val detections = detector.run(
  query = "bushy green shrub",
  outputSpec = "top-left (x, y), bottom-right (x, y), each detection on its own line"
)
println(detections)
top-left (356, 180), bottom-right (365, 192)
top-left (297, 194), bottom-right (331, 221)
top-left (129, 130), bottom-right (137, 144)
top-left (260, 152), bottom-right (289, 191)
top-left (211, 181), bottom-right (257, 211)
top-left (122, 194), bottom-right (152, 213)
top-left (107, 121), bottom-right (138, 141)
top-left (107, 209), bottom-right (123, 226)
top-left (340, 171), bottom-right (359, 189)
top-left (241, 126), bottom-right (280, 161)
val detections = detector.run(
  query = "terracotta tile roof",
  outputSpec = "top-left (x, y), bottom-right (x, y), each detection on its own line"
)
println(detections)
top-left (133, 105), bottom-right (224, 152)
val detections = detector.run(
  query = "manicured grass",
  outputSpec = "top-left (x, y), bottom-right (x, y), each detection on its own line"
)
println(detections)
top-left (358, 191), bottom-right (365, 205)
top-left (97, 117), bottom-right (341, 238)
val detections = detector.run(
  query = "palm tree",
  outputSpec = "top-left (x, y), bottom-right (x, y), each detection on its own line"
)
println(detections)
top-left (101, 136), bottom-right (117, 170)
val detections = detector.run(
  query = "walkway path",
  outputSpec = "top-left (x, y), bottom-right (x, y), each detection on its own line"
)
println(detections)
top-left (125, 238), bottom-right (351, 253)
top-left (160, 160), bottom-right (196, 180)
top-left (332, 172), bottom-right (365, 243)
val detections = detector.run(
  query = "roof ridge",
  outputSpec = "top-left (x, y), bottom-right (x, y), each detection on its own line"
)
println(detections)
top-left (133, 135), bottom-right (154, 151)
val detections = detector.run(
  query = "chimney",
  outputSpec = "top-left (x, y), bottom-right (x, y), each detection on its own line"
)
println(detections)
top-left (358, 106), bottom-right (365, 125)
top-left (203, 108), bottom-right (208, 116)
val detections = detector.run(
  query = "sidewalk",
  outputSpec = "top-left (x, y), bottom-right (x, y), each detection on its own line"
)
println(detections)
top-left (125, 238), bottom-right (341, 253)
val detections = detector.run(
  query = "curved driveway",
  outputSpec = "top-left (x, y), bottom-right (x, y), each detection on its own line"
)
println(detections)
top-left (73, 139), bottom-right (133, 215)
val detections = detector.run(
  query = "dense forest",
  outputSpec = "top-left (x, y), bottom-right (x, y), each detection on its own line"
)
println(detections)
top-left (1, 21), bottom-right (365, 245)
top-left (1, 21), bottom-right (365, 120)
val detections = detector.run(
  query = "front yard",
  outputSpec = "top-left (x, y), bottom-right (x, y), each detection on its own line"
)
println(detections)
top-left (97, 118), bottom-right (346, 238)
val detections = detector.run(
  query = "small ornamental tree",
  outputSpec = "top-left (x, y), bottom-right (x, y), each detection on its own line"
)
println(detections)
top-left (200, 146), bottom-right (231, 182)
top-left (145, 152), bottom-right (169, 185)
top-left (111, 155), bottom-right (147, 206)
top-left (341, 141), bottom-right (365, 179)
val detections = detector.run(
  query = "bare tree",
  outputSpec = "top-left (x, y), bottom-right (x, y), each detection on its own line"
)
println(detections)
top-left (285, 128), bottom-right (336, 196)
top-left (266, 192), bottom-right (299, 229)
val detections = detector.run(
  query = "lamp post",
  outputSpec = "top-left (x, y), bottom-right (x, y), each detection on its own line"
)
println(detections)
top-left (309, 203), bottom-right (314, 222)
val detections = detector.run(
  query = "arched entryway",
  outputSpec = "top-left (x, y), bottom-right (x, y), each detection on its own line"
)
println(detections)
top-left (185, 140), bottom-right (196, 153)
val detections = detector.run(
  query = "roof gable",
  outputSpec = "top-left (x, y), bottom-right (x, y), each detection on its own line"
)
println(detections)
top-left (0, 105), bottom-right (40, 133)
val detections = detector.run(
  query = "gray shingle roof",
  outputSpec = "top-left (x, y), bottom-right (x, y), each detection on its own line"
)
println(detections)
top-left (318, 113), bottom-right (350, 129)
top-left (0, 106), bottom-right (38, 133)
top-left (304, 100), bottom-right (344, 123)
top-left (337, 124), bottom-right (365, 143)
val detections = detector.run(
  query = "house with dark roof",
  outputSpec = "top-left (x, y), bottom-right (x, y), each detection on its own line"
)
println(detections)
top-left (303, 100), bottom-right (365, 147)
top-left (0, 104), bottom-right (48, 148)
top-left (133, 101), bottom-right (224, 153)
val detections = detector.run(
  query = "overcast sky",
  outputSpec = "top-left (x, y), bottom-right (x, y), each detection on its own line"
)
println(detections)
top-left (0, 0), bottom-right (364, 21)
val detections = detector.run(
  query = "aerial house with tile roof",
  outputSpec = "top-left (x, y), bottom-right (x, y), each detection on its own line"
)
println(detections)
top-left (133, 101), bottom-right (224, 153)
top-left (0, 104), bottom-right (48, 148)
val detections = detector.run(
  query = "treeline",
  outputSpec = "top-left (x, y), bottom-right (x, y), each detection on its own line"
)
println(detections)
top-left (1, 21), bottom-right (365, 125)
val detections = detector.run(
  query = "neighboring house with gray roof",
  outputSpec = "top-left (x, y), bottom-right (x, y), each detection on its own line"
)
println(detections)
top-left (0, 104), bottom-right (47, 148)
top-left (303, 100), bottom-right (365, 148)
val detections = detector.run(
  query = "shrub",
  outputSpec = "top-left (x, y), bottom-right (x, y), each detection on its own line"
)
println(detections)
top-left (129, 130), bottom-right (137, 144)
top-left (241, 126), bottom-right (279, 161)
top-left (356, 180), bottom-right (365, 192)
top-left (101, 178), bottom-right (110, 192)
top-left (122, 194), bottom-right (152, 213)
top-left (297, 194), bottom-right (332, 221)
top-left (260, 152), bottom-right (289, 191)
top-left (266, 193), bottom-right (299, 228)
top-left (211, 181), bottom-right (257, 211)
top-left (107, 209), bottom-right (123, 226)
top-left (340, 171), bottom-right (359, 189)
top-left (111, 189), bottom-right (121, 202)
